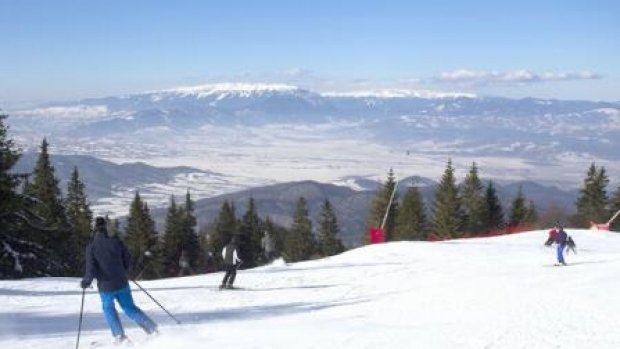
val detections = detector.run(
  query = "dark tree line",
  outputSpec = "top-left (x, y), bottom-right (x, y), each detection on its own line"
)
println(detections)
top-left (364, 160), bottom-right (620, 242)
top-left (1, 114), bottom-right (71, 277)
top-left (205, 196), bottom-right (344, 266)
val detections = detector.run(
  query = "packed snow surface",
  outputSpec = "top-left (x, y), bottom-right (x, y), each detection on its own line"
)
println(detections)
top-left (1, 229), bottom-right (620, 348)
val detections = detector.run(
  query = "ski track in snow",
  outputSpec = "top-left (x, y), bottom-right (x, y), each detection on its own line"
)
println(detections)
top-left (2, 229), bottom-right (620, 348)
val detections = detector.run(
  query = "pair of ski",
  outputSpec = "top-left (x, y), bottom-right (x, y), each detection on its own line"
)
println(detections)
top-left (90, 336), bottom-right (153, 348)
top-left (218, 285), bottom-right (245, 291)
top-left (90, 338), bottom-right (133, 347)
top-left (90, 332), bottom-right (159, 347)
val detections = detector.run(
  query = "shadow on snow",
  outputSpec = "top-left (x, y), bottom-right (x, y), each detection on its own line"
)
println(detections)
top-left (0, 297), bottom-right (369, 338)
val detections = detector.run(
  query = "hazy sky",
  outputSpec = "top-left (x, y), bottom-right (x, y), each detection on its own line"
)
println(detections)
top-left (1, 0), bottom-right (618, 106)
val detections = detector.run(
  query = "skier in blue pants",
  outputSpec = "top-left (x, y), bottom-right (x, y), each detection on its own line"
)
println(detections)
top-left (554, 225), bottom-right (568, 266)
top-left (81, 217), bottom-right (158, 343)
top-left (99, 286), bottom-right (157, 338)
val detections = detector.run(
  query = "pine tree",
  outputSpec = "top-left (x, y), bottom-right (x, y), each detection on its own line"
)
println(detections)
top-left (525, 200), bottom-right (539, 226)
top-left (125, 192), bottom-right (146, 259)
top-left (482, 181), bottom-right (505, 231)
top-left (161, 196), bottom-right (184, 277)
top-left (460, 162), bottom-right (486, 235)
top-left (432, 159), bottom-right (465, 238)
top-left (125, 192), bottom-right (160, 279)
top-left (0, 112), bottom-right (20, 215)
top-left (573, 163), bottom-right (609, 227)
top-left (238, 197), bottom-right (263, 267)
top-left (509, 186), bottom-right (534, 226)
top-left (318, 199), bottom-right (344, 256)
top-left (65, 166), bottom-right (93, 275)
top-left (140, 202), bottom-right (162, 278)
top-left (208, 201), bottom-right (237, 269)
top-left (24, 138), bottom-right (71, 273)
top-left (0, 113), bottom-right (65, 277)
top-left (179, 190), bottom-right (200, 272)
top-left (284, 197), bottom-right (315, 262)
top-left (393, 186), bottom-right (428, 240)
top-left (264, 216), bottom-right (285, 256)
top-left (25, 139), bottom-right (67, 227)
top-left (364, 168), bottom-right (398, 242)
top-left (196, 224), bottom-right (211, 271)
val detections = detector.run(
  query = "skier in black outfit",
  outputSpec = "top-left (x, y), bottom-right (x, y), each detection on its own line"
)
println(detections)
top-left (81, 217), bottom-right (158, 343)
top-left (220, 237), bottom-right (242, 289)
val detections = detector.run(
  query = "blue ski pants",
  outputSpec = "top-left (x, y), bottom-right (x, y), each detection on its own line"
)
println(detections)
top-left (556, 244), bottom-right (566, 264)
top-left (99, 286), bottom-right (157, 337)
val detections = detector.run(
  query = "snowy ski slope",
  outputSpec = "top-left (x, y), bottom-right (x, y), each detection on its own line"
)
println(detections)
top-left (1, 229), bottom-right (620, 348)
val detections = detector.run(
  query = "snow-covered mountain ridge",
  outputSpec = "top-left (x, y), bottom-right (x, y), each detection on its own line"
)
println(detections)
top-left (10, 82), bottom-right (616, 126)
top-left (154, 82), bottom-right (301, 95)
top-left (127, 82), bottom-right (477, 102)
top-left (145, 83), bottom-right (312, 102)
top-left (321, 88), bottom-right (477, 99)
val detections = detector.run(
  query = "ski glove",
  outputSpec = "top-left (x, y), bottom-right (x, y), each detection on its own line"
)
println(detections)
top-left (80, 279), bottom-right (91, 289)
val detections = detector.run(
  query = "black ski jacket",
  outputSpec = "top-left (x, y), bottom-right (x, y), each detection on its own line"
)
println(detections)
top-left (82, 227), bottom-right (132, 292)
top-left (222, 243), bottom-right (240, 266)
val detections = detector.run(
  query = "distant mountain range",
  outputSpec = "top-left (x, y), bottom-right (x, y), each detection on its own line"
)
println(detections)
top-left (7, 83), bottom-right (620, 192)
top-left (11, 84), bottom-right (620, 146)
top-left (13, 153), bottom-right (579, 246)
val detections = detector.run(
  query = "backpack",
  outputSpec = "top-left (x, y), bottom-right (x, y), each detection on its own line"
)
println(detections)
top-left (566, 236), bottom-right (577, 254)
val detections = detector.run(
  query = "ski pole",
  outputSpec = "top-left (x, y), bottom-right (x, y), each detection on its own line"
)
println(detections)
top-left (131, 280), bottom-right (181, 324)
top-left (607, 209), bottom-right (620, 225)
top-left (76, 287), bottom-right (86, 349)
top-left (134, 250), bottom-right (153, 280)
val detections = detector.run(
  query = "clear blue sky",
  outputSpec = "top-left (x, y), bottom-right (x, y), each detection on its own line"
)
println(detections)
top-left (1, 0), bottom-right (618, 106)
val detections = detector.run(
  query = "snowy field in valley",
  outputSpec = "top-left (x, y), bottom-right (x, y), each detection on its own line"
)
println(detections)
top-left (2, 229), bottom-right (620, 349)
top-left (12, 118), bottom-right (620, 217)
top-left (34, 124), bottom-right (617, 218)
